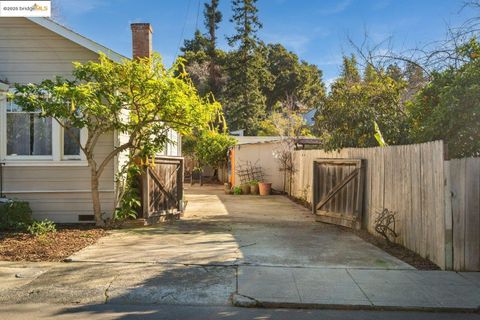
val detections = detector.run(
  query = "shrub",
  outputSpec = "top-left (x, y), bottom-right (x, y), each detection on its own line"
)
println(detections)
top-left (27, 219), bottom-right (56, 236)
top-left (0, 200), bottom-right (33, 231)
top-left (233, 186), bottom-right (242, 195)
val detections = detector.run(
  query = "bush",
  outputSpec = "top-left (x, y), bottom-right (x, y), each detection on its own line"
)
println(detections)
top-left (233, 186), bottom-right (242, 195)
top-left (27, 219), bottom-right (56, 236)
top-left (0, 200), bottom-right (33, 231)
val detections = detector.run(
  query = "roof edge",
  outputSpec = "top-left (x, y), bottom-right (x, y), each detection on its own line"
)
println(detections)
top-left (27, 17), bottom-right (128, 62)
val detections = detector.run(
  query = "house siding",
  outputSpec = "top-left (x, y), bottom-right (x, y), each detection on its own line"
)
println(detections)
top-left (0, 18), bottom-right (115, 223)
top-left (0, 18), bottom-right (99, 84)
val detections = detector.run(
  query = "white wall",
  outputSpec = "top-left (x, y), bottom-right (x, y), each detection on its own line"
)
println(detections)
top-left (233, 142), bottom-right (286, 192)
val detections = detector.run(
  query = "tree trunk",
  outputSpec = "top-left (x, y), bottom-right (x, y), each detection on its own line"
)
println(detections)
top-left (90, 165), bottom-right (105, 226)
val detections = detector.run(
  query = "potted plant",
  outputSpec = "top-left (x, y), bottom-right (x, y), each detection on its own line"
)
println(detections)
top-left (233, 186), bottom-right (242, 195)
top-left (249, 179), bottom-right (259, 195)
top-left (240, 183), bottom-right (251, 195)
top-left (258, 181), bottom-right (272, 196)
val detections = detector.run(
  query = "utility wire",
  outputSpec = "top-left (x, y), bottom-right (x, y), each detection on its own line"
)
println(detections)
top-left (175, 0), bottom-right (194, 59)
top-left (195, 0), bottom-right (201, 31)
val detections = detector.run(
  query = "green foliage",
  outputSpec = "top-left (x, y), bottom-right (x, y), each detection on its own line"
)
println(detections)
top-left (194, 131), bottom-right (236, 168)
top-left (249, 179), bottom-right (259, 185)
top-left (316, 57), bottom-right (410, 150)
top-left (114, 165), bottom-right (142, 221)
top-left (0, 201), bottom-right (33, 231)
top-left (233, 186), bottom-right (242, 195)
top-left (258, 109), bottom-right (311, 137)
top-left (27, 219), bottom-right (56, 236)
top-left (12, 53), bottom-right (218, 225)
top-left (260, 44), bottom-right (325, 114)
top-left (374, 121), bottom-right (388, 147)
top-left (408, 39), bottom-right (480, 158)
top-left (180, 2), bottom-right (325, 135)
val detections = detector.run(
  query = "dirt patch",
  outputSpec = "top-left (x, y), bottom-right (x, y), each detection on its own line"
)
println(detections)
top-left (351, 228), bottom-right (440, 270)
top-left (0, 225), bottom-right (107, 262)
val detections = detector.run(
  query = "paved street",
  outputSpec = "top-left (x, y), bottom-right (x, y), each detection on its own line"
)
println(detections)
top-left (1, 303), bottom-right (479, 320)
top-left (0, 185), bottom-right (479, 314)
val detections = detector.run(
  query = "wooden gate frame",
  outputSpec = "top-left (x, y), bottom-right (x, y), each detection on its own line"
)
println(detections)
top-left (312, 158), bottom-right (365, 229)
top-left (141, 156), bottom-right (184, 219)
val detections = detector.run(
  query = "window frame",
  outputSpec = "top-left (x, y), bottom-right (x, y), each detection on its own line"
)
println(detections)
top-left (0, 89), bottom-right (87, 165)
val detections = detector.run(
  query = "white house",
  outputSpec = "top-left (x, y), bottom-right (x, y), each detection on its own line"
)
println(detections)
top-left (0, 18), bottom-right (180, 223)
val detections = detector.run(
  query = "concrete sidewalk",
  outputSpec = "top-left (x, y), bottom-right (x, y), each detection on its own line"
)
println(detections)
top-left (234, 266), bottom-right (480, 312)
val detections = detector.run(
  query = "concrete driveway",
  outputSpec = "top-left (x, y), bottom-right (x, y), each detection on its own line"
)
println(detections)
top-left (69, 184), bottom-right (410, 269)
top-left (0, 185), bottom-right (417, 308)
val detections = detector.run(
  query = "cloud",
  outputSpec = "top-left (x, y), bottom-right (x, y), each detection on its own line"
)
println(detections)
top-left (318, 0), bottom-right (352, 15)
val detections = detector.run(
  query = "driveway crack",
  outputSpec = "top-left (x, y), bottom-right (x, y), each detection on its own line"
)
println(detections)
top-left (104, 275), bottom-right (116, 304)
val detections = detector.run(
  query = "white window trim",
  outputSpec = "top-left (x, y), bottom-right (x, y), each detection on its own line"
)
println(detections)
top-left (0, 89), bottom-right (87, 166)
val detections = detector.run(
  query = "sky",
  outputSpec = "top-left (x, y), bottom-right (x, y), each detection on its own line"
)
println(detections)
top-left (56, 0), bottom-right (477, 86)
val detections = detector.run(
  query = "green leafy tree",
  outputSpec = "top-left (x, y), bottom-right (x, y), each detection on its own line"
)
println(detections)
top-left (408, 39), bottom-right (480, 158)
top-left (12, 53), bottom-right (218, 226)
top-left (224, 0), bottom-right (271, 134)
top-left (316, 56), bottom-right (410, 150)
top-left (263, 43), bottom-right (325, 113)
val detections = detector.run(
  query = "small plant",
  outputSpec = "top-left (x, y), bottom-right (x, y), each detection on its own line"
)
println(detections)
top-left (0, 200), bottom-right (33, 231)
top-left (233, 186), bottom-right (242, 195)
top-left (27, 219), bottom-right (56, 236)
top-left (249, 179), bottom-right (259, 186)
top-left (115, 164), bottom-right (142, 222)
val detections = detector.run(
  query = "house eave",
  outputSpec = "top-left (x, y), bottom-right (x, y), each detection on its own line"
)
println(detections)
top-left (27, 17), bottom-right (128, 62)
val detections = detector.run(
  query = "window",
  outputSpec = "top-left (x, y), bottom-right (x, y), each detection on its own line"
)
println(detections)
top-left (0, 90), bottom-right (87, 164)
top-left (6, 100), bottom-right (52, 158)
top-left (63, 126), bottom-right (81, 158)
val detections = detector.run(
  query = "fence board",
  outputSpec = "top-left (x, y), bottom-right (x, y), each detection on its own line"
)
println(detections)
top-left (289, 141), bottom-right (480, 270)
top-left (451, 158), bottom-right (466, 271)
top-left (432, 141), bottom-right (446, 269)
top-left (465, 158), bottom-right (480, 271)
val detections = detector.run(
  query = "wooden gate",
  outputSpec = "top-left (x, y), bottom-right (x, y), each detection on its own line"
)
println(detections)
top-left (140, 156), bottom-right (184, 220)
top-left (312, 159), bottom-right (365, 229)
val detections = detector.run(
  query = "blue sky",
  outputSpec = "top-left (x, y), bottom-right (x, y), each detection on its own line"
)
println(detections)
top-left (57, 0), bottom-right (476, 85)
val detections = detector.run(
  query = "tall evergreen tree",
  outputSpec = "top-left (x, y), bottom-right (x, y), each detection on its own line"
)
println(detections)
top-left (204, 0), bottom-right (222, 55)
top-left (225, 0), bottom-right (269, 134)
top-left (204, 0), bottom-right (224, 99)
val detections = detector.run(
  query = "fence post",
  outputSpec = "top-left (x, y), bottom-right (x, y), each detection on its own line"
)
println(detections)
top-left (444, 160), bottom-right (454, 270)
top-left (141, 169), bottom-right (149, 219)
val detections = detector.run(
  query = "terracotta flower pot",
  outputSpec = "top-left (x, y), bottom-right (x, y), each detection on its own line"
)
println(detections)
top-left (240, 184), bottom-right (251, 195)
top-left (259, 182), bottom-right (272, 196)
top-left (250, 184), bottom-right (259, 195)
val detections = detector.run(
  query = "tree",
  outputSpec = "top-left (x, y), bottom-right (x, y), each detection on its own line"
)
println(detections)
top-left (204, 0), bottom-right (222, 55)
top-left (181, 2), bottom-right (227, 101)
top-left (181, 30), bottom-right (210, 54)
top-left (263, 43), bottom-right (325, 113)
top-left (315, 55), bottom-right (410, 150)
top-left (12, 53), bottom-right (218, 226)
top-left (408, 39), bottom-right (480, 158)
top-left (224, 0), bottom-right (272, 134)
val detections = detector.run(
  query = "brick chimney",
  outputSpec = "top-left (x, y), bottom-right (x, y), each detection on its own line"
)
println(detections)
top-left (131, 23), bottom-right (153, 59)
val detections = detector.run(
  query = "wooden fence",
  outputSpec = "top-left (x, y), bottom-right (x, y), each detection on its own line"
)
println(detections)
top-left (291, 141), bottom-right (480, 271)
top-left (448, 158), bottom-right (480, 271)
